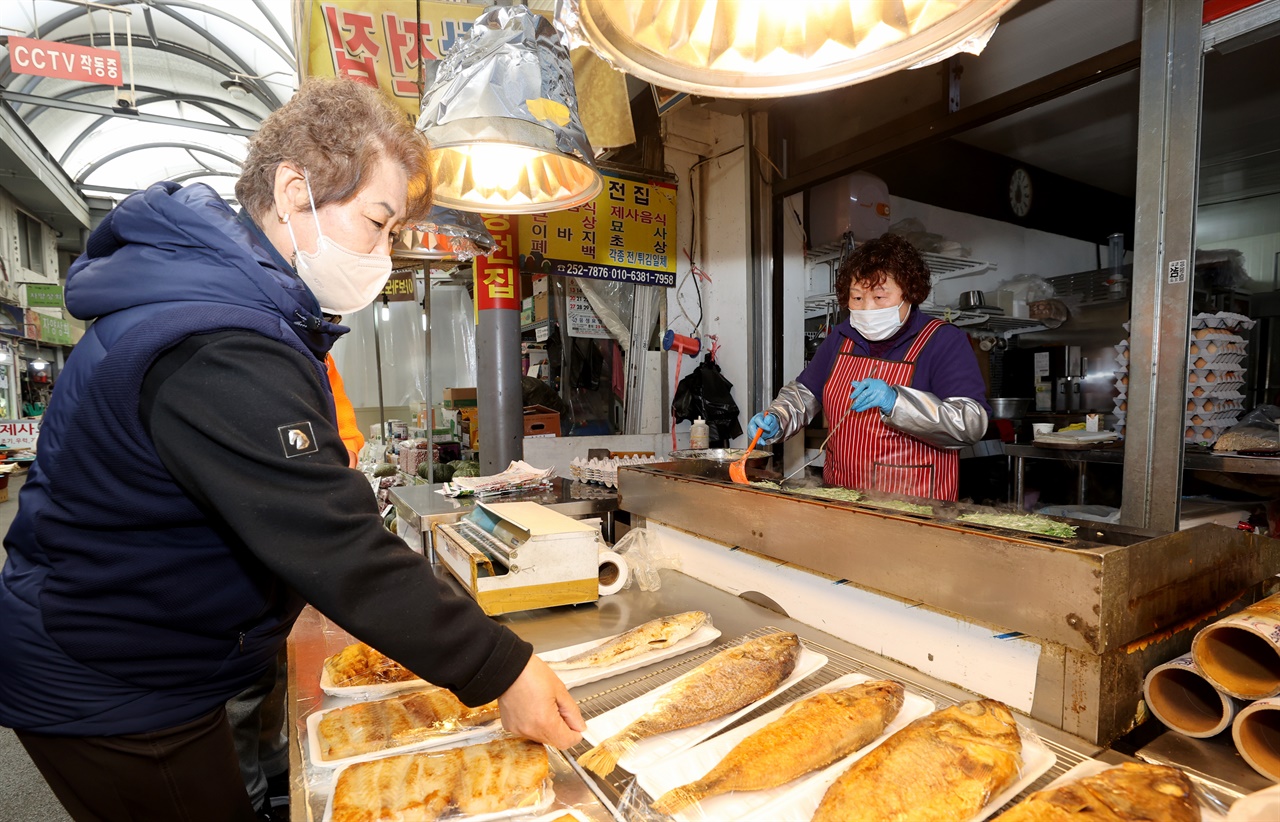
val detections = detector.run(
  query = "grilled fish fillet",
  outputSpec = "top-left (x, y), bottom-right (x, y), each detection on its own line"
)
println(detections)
top-left (323, 642), bottom-right (418, 688)
top-left (330, 737), bottom-right (549, 822)
top-left (993, 762), bottom-right (1200, 822)
top-left (651, 679), bottom-right (905, 815)
top-left (812, 699), bottom-right (1023, 822)
top-left (549, 611), bottom-right (710, 671)
top-left (578, 631), bottom-right (801, 777)
top-left (318, 688), bottom-right (499, 761)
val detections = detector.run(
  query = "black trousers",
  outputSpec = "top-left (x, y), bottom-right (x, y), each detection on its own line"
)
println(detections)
top-left (16, 706), bottom-right (258, 822)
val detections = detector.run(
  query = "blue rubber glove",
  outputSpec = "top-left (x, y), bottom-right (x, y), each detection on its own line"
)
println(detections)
top-left (747, 412), bottom-right (781, 444)
top-left (850, 378), bottom-right (897, 415)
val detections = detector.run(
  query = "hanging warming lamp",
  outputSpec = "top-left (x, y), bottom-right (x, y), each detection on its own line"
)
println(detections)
top-left (560, 0), bottom-right (1020, 99)
top-left (417, 4), bottom-right (602, 214)
top-left (392, 206), bottom-right (499, 262)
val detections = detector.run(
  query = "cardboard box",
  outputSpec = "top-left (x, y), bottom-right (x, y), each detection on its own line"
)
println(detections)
top-left (532, 275), bottom-right (549, 297)
top-left (443, 387), bottom-right (477, 408)
top-left (520, 297), bottom-right (535, 326)
top-left (523, 405), bottom-right (561, 437)
top-left (533, 292), bottom-right (549, 323)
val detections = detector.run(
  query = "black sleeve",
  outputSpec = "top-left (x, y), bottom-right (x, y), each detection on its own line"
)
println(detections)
top-left (139, 331), bottom-right (531, 706)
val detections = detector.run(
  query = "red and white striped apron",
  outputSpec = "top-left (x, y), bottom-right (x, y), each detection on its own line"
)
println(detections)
top-left (820, 319), bottom-right (959, 500)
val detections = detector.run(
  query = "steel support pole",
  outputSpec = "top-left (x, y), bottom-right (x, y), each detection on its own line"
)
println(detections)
top-left (1121, 0), bottom-right (1204, 532)
top-left (477, 295), bottom-right (524, 475)
top-left (421, 273), bottom-right (432, 485)
top-left (372, 301), bottom-right (386, 447)
top-left (746, 110), bottom-right (773, 418)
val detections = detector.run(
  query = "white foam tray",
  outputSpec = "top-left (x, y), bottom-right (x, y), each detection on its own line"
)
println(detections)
top-left (537, 622), bottom-right (722, 691)
top-left (306, 696), bottom-right (502, 769)
top-left (581, 645), bottom-right (827, 775)
top-left (635, 673), bottom-right (935, 822)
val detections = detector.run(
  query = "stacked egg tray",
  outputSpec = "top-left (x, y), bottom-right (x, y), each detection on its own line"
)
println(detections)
top-left (1185, 312), bottom-right (1253, 444)
top-left (1112, 329), bottom-right (1130, 437)
top-left (569, 454), bottom-right (666, 488)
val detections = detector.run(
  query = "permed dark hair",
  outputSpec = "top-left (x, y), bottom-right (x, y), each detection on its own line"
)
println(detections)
top-left (236, 77), bottom-right (432, 225)
top-left (835, 233), bottom-right (932, 307)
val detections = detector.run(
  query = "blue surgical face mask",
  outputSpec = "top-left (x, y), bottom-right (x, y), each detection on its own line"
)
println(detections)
top-left (849, 302), bottom-right (905, 341)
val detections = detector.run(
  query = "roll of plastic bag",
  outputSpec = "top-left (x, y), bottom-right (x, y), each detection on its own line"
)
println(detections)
top-left (1144, 653), bottom-right (1242, 738)
top-left (598, 550), bottom-right (629, 597)
top-left (1234, 698), bottom-right (1280, 782)
top-left (1193, 593), bottom-right (1280, 700)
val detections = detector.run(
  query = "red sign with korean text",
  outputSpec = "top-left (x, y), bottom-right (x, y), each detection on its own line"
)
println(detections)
top-left (474, 215), bottom-right (521, 313)
top-left (9, 37), bottom-right (121, 85)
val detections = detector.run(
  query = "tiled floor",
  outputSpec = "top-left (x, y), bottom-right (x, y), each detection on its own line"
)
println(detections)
top-left (0, 475), bottom-right (74, 822)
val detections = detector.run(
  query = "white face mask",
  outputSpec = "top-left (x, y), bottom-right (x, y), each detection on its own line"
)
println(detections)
top-left (284, 174), bottom-right (393, 315)
top-left (849, 302), bottom-right (906, 341)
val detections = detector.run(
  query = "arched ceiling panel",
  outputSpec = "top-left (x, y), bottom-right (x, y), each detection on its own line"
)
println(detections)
top-left (0, 0), bottom-right (293, 206)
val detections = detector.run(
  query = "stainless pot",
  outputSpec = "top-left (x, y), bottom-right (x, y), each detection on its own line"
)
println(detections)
top-left (960, 290), bottom-right (985, 310)
top-left (989, 397), bottom-right (1031, 419)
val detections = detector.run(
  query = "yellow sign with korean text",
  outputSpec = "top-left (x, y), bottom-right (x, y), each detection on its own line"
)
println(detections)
top-left (296, 0), bottom-right (483, 118)
top-left (518, 172), bottom-right (678, 287)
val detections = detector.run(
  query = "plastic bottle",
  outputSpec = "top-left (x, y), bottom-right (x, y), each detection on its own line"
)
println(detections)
top-left (690, 417), bottom-right (709, 450)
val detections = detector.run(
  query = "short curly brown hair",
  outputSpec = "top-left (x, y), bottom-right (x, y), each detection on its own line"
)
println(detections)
top-left (835, 233), bottom-right (931, 307)
top-left (236, 77), bottom-right (432, 226)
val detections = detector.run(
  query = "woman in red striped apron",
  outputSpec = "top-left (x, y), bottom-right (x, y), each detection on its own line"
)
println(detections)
top-left (748, 234), bottom-right (990, 501)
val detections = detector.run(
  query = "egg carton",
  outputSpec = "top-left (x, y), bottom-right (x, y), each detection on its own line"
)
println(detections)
top-left (1113, 401), bottom-right (1128, 415)
top-left (1185, 423), bottom-right (1235, 444)
top-left (1191, 311), bottom-right (1255, 334)
top-left (1190, 353), bottom-right (1246, 369)
top-left (1189, 331), bottom-right (1245, 346)
top-left (1113, 351), bottom-right (1130, 368)
top-left (1187, 368), bottom-right (1246, 386)
top-left (1188, 336), bottom-right (1244, 355)
top-left (1186, 396), bottom-right (1242, 413)
top-left (1113, 370), bottom-right (1130, 389)
top-left (1185, 410), bottom-right (1240, 426)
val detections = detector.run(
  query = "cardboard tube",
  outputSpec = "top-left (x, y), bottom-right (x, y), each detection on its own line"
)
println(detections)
top-left (1234, 698), bottom-right (1280, 782)
top-left (1143, 653), bottom-right (1240, 738)
top-left (1192, 593), bottom-right (1280, 700)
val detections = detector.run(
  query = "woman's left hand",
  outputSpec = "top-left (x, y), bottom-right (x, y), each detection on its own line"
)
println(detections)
top-left (850, 378), bottom-right (897, 414)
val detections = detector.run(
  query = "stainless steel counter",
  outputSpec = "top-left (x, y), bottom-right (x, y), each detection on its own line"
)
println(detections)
top-left (389, 478), bottom-right (620, 542)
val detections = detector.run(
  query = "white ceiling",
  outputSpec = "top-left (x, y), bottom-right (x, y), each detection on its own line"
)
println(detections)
top-left (0, 0), bottom-right (294, 202)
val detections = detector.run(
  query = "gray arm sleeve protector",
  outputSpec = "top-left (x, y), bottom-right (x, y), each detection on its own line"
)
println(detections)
top-left (762, 380), bottom-right (821, 444)
top-left (885, 386), bottom-right (988, 449)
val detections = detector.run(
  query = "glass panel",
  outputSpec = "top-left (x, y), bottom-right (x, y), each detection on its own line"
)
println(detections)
top-left (1196, 24), bottom-right (1280, 409)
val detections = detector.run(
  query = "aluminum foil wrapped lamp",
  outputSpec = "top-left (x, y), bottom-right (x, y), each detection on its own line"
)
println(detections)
top-left (392, 206), bottom-right (499, 261)
top-left (559, 0), bottom-right (1020, 99)
top-left (417, 4), bottom-right (602, 214)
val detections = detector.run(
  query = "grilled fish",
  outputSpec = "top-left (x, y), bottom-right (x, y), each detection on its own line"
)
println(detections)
top-left (330, 737), bottom-right (548, 822)
top-left (549, 611), bottom-right (710, 671)
top-left (650, 679), bottom-right (905, 815)
top-left (323, 642), bottom-right (418, 688)
top-left (993, 762), bottom-right (1199, 822)
top-left (317, 688), bottom-right (499, 761)
top-left (578, 631), bottom-right (801, 777)
top-left (812, 698), bottom-right (1023, 822)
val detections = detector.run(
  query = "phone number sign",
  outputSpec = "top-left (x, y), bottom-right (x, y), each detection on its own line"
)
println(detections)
top-left (518, 173), bottom-right (677, 287)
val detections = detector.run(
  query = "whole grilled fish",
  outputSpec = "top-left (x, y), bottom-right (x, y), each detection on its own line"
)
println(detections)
top-left (812, 699), bottom-right (1023, 822)
top-left (993, 762), bottom-right (1199, 822)
top-left (650, 679), bottom-right (905, 815)
top-left (578, 631), bottom-right (801, 777)
top-left (549, 611), bottom-right (710, 671)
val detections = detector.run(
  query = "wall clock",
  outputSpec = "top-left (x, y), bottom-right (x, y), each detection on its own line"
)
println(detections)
top-left (1009, 167), bottom-right (1033, 218)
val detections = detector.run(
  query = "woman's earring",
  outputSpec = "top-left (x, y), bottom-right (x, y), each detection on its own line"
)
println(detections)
top-left (278, 212), bottom-right (290, 224)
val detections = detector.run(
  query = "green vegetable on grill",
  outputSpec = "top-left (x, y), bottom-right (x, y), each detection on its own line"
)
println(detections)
top-left (957, 512), bottom-right (1077, 538)
top-left (791, 486), bottom-right (864, 503)
top-left (867, 499), bottom-right (933, 516)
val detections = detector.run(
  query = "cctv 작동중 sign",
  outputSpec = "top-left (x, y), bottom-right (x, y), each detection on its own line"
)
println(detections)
top-left (8, 37), bottom-right (121, 85)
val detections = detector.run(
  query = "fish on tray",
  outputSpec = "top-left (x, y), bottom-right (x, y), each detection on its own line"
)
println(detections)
top-left (323, 641), bottom-right (418, 687)
top-left (548, 610), bottom-right (711, 671)
top-left (993, 762), bottom-right (1200, 822)
top-left (650, 679), bottom-right (905, 815)
top-left (330, 736), bottom-right (549, 822)
top-left (577, 631), bottom-right (801, 778)
top-left (812, 699), bottom-right (1023, 822)
top-left (317, 687), bottom-right (498, 761)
